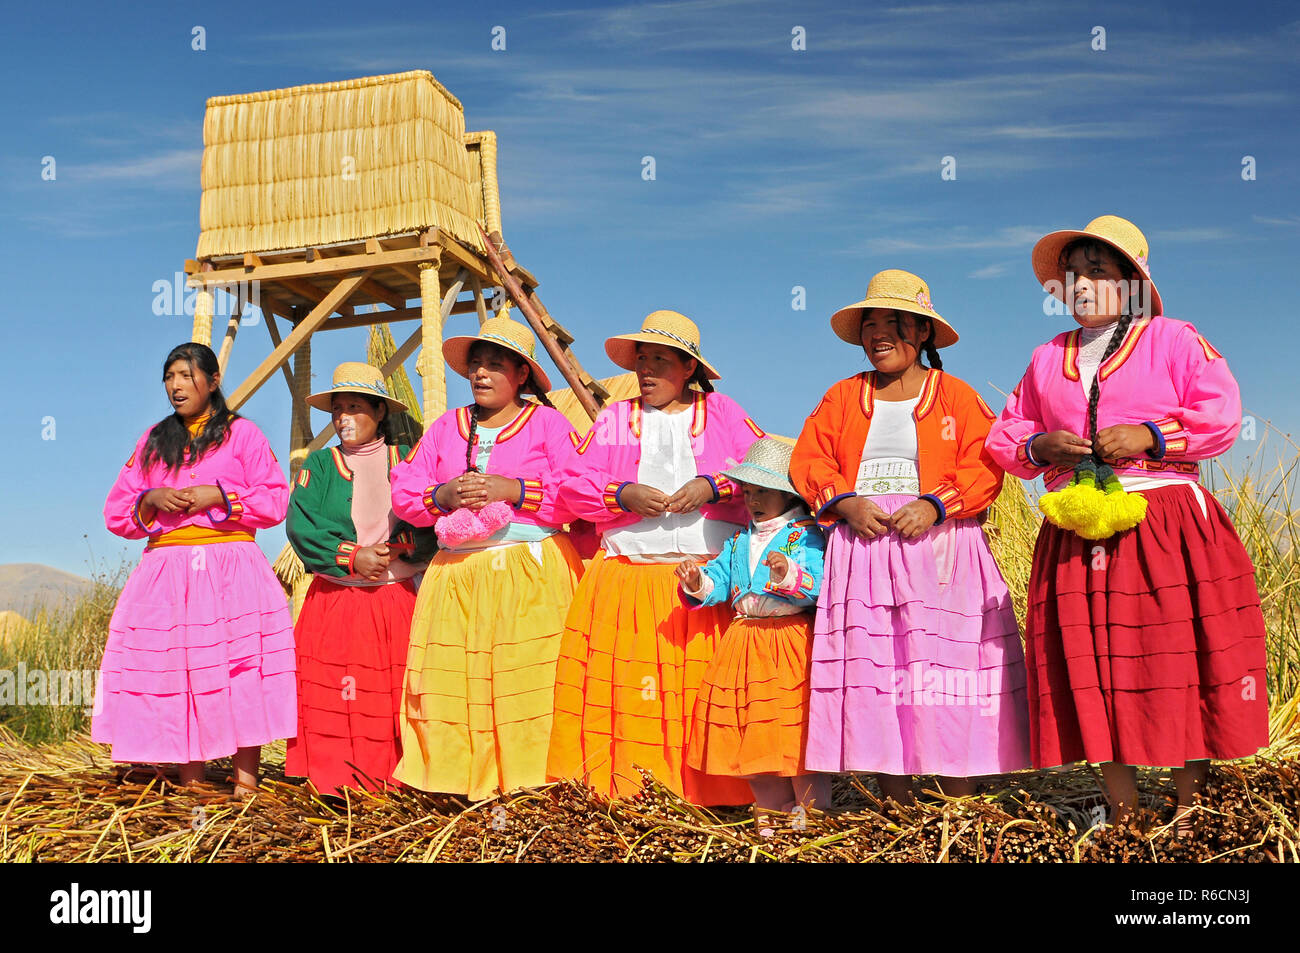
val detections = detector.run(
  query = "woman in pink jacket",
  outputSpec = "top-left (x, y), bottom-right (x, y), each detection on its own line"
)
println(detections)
top-left (389, 317), bottom-right (582, 801)
top-left (985, 216), bottom-right (1268, 829)
top-left (96, 342), bottom-right (295, 796)
top-left (547, 310), bottom-right (763, 805)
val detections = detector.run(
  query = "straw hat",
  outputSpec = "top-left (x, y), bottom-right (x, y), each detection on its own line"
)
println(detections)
top-left (830, 270), bottom-right (958, 349)
top-left (605, 310), bottom-right (721, 380)
top-left (443, 316), bottom-right (552, 393)
top-left (307, 362), bottom-right (408, 413)
top-left (720, 438), bottom-right (796, 494)
top-left (1032, 215), bottom-right (1163, 317)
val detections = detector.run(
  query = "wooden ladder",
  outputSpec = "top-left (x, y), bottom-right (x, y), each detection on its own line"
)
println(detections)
top-left (480, 228), bottom-right (609, 420)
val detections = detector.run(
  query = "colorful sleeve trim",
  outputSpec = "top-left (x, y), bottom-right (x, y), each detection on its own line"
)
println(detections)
top-left (1198, 334), bottom-right (1224, 361)
top-left (517, 478), bottom-right (544, 513)
top-left (1021, 432), bottom-right (1048, 468)
top-left (1142, 421), bottom-right (1167, 460)
top-left (423, 484), bottom-right (453, 515)
top-left (603, 481), bottom-right (631, 513)
top-left (764, 564), bottom-right (813, 597)
top-left (335, 540), bottom-right (360, 573)
top-left (815, 488), bottom-right (854, 519)
top-left (209, 480), bottom-right (238, 523)
top-left (930, 485), bottom-right (962, 517)
top-left (131, 490), bottom-right (159, 534)
top-left (712, 474), bottom-right (736, 502)
top-left (700, 474), bottom-right (720, 503)
top-left (919, 493), bottom-right (948, 525)
top-left (295, 468), bottom-right (311, 489)
top-left (743, 417), bottom-right (766, 438)
top-left (575, 431), bottom-right (595, 455)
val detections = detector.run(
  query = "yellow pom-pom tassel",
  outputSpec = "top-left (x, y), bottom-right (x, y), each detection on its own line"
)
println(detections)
top-left (1100, 483), bottom-right (1148, 535)
top-left (1039, 482), bottom-right (1105, 533)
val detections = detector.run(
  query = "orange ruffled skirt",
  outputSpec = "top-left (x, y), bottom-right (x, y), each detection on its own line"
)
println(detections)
top-left (393, 534), bottom-right (582, 800)
top-left (547, 552), bottom-right (754, 805)
top-left (687, 613), bottom-right (815, 778)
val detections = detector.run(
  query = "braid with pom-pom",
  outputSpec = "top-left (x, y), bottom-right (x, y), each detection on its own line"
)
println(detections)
top-left (1084, 312), bottom-right (1134, 455)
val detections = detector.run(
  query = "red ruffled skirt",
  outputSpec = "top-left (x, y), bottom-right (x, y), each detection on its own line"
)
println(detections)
top-left (1026, 483), bottom-right (1269, 768)
top-left (285, 576), bottom-right (416, 793)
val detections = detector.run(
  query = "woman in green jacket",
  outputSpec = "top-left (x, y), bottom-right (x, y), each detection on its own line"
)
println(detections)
top-left (285, 363), bottom-right (435, 794)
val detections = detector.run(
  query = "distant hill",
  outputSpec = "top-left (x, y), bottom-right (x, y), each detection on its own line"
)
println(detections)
top-left (0, 564), bottom-right (95, 614)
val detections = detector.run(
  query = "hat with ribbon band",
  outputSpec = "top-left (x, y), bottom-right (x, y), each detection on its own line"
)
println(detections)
top-left (605, 310), bottom-right (721, 380)
top-left (443, 316), bottom-right (553, 394)
top-left (720, 438), bottom-right (797, 494)
top-left (307, 362), bottom-right (408, 413)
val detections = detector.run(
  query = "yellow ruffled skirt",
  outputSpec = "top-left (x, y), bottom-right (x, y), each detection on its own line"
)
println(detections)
top-left (393, 534), bottom-right (582, 800)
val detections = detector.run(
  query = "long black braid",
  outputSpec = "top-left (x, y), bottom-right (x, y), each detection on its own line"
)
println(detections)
top-left (920, 318), bottom-right (944, 371)
top-left (1084, 312), bottom-right (1135, 458)
top-left (465, 403), bottom-right (480, 473)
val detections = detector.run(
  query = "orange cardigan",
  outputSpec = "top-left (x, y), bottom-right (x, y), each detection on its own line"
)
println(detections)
top-left (790, 369), bottom-right (1004, 524)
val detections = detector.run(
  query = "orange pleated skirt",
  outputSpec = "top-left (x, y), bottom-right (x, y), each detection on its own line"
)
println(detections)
top-left (687, 613), bottom-right (815, 778)
top-left (547, 551), bottom-right (754, 805)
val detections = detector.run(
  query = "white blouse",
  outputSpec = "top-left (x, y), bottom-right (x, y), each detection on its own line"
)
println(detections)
top-left (855, 397), bottom-right (921, 496)
top-left (602, 403), bottom-right (733, 563)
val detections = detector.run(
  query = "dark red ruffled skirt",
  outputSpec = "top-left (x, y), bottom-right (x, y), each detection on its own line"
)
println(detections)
top-left (1026, 483), bottom-right (1269, 768)
top-left (285, 576), bottom-right (417, 792)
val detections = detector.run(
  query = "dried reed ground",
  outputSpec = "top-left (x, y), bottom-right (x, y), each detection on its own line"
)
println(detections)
top-left (1, 423), bottom-right (1297, 862)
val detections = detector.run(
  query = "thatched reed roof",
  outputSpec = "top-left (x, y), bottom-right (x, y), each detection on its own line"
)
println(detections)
top-left (197, 70), bottom-right (492, 258)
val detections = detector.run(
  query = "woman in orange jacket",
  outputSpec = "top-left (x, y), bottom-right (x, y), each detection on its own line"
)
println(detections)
top-left (790, 270), bottom-right (1031, 804)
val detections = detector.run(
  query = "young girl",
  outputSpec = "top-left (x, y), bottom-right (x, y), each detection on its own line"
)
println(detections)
top-left (285, 363), bottom-right (435, 794)
top-left (985, 215), bottom-right (1269, 825)
top-left (96, 342), bottom-right (296, 797)
top-left (791, 270), bottom-right (1031, 804)
top-left (548, 310), bottom-right (762, 805)
top-left (676, 437), bottom-right (832, 816)
top-left (389, 317), bottom-right (583, 800)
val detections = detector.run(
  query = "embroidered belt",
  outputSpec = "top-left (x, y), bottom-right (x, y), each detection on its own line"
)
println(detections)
top-left (1043, 458), bottom-right (1200, 486)
top-left (147, 526), bottom-right (256, 549)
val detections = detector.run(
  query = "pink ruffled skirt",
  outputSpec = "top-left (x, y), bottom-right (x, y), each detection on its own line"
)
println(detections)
top-left (806, 496), bottom-right (1031, 777)
top-left (91, 541), bottom-right (297, 763)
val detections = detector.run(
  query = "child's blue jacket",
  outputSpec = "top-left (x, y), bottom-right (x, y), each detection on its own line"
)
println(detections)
top-left (682, 515), bottom-right (825, 610)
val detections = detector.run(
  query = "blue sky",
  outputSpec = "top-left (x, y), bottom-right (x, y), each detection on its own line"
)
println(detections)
top-left (2, 0), bottom-right (1297, 578)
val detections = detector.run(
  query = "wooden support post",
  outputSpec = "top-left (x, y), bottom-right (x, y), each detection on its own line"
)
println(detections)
top-left (216, 302), bottom-right (242, 376)
top-left (417, 251), bottom-right (445, 421)
top-left (471, 275), bottom-right (489, 327)
top-left (226, 270), bottom-right (371, 411)
top-left (263, 312), bottom-right (298, 394)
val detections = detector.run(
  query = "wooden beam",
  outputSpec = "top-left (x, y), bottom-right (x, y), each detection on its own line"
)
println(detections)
top-left (431, 232), bottom-right (494, 284)
top-left (391, 262), bottom-right (423, 285)
top-left (193, 246), bottom-right (445, 287)
top-left (227, 271), bottom-right (372, 410)
top-left (471, 275), bottom-right (489, 326)
top-left (308, 244), bottom-right (406, 309)
top-left (263, 311), bottom-right (297, 393)
top-left (216, 303), bottom-right (242, 376)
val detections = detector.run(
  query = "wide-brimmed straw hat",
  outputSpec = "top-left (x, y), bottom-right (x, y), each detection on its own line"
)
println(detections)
top-left (307, 362), bottom-right (409, 413)
top-left (1032, 214), bottom-right (1163, 317)
top-left (443, 316), bottom-right (552, 393)
top-left (720, 438), bottom-right (796, 494)
top-left (605, 310), bottom-right (721, 380)
top-left (830, 270), bottom-right (958, 349)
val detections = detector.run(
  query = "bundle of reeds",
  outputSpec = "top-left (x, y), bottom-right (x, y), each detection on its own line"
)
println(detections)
top-left (1, 724), bottom-right (1295, 862)
top-left (197, 71), bottom-right (483, 258)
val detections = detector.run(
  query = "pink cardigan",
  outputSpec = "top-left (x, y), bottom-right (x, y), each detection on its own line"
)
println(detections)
top-left (985, 316), bottom-right (1241, 491)
top-left (390, 402), bottom-right (580, 529)
top-left (104, 417), bottom-right (289, 538)
top-left (559, 391), bottom-right (764, 532)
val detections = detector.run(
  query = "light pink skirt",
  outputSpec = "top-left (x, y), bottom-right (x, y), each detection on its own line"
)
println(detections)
top-left (92, 541), bottom-right (297, 763)
top-left (807, 496), bottom-right (1031, 777)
